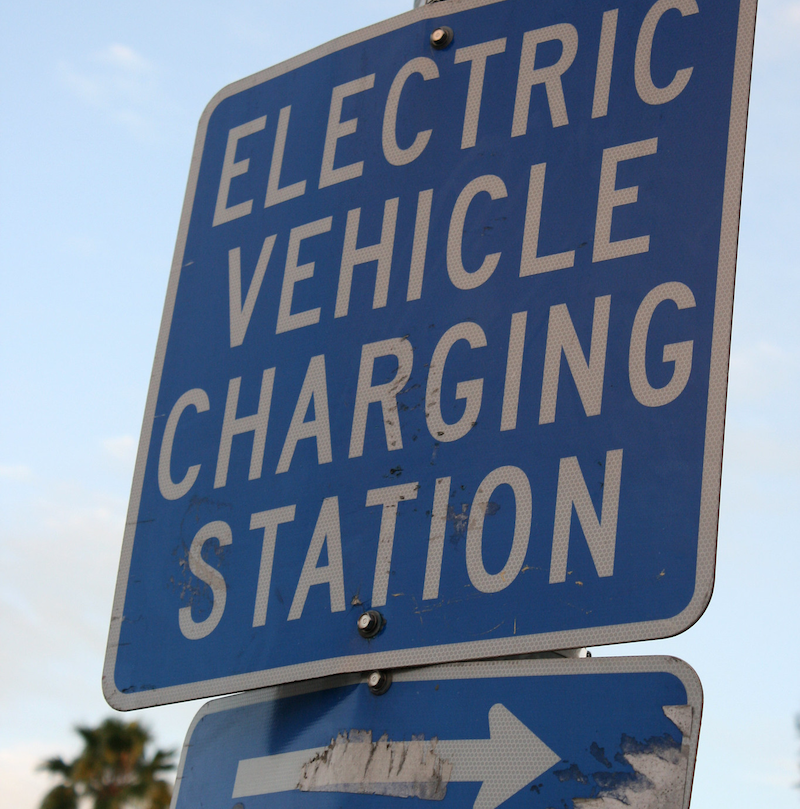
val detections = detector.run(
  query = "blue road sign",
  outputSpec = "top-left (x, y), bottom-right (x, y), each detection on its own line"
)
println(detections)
top-left (104, 0), bottom-right (756, 708)
top-left (172, 657), bottom-right (702, 809)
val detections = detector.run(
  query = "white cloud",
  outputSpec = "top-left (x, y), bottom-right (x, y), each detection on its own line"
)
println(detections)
top-left (0, 480), bottom-right (126, 732)
top-left (0, 466), bottom-right (202, 803)
top-left (57, 44), bottom-right (160, 141)
top-left (96, 43), bottom-right (152, 73)
top-left (0, 464), bottom-right (33, 481)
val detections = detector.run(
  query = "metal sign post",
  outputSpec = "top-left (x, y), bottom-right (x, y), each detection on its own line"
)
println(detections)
top-left (104, 0), bottom-right (756, 709)
top-left (171, 657), bottom-right (702, 809)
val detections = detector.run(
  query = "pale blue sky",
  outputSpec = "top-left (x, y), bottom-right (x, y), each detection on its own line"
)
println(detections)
top-left (1, 0), bottom-right (798, 806)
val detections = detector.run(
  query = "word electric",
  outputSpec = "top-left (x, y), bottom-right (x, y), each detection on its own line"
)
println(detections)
top-left (212, 0), bottom-right (700, 227)
top-left (104, 0), bottom-right (754, 708)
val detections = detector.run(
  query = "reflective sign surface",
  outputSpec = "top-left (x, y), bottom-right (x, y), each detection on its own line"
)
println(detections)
top-left (104, 0), bottom-right (756, 708)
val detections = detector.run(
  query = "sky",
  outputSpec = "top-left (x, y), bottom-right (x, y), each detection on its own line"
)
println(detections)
top-left (0, 0), bottom-right (798, 806)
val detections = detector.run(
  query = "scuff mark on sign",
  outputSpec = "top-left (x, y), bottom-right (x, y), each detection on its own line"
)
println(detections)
top-left (573, 705), bottom-right (693, 809)
top-left (446, 500), bottom-right (499, 546)
top-left (298, 731), bottom-right (452, 800)
top-left (554, 762), bottom-right (589, 784)
top-left (447, 503), bottom-right (470, 543)
top-left (589, 741), bottom-right (612, 768)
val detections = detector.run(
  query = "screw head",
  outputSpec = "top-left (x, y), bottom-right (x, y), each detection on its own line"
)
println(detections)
top-left (357, 610), bottom-right (383, 638)
top-left (367, 670), bottom-right (392, 695)
top-left (430, 26), bottom-right (453, 49)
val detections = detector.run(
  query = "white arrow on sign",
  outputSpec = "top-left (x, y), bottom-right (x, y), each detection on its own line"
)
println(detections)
top-left (232, 703), bottom-right (561, 809)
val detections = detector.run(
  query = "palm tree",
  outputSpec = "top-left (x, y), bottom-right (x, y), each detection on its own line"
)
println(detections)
top-left (39, 718), bottom-right (175, 809)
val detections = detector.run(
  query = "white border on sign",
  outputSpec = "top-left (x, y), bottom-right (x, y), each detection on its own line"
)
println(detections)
top-left (103, 0), bottom-right (757, 711)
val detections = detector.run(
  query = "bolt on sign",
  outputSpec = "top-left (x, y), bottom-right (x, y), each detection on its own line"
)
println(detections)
top-left (103, 0), bottom-right (757, 709)
top-left (170, 657), bottom-right (703, 809)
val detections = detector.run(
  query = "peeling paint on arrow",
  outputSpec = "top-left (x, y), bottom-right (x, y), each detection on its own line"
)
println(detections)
top-left (299, 730), bottom-right (451, 800)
